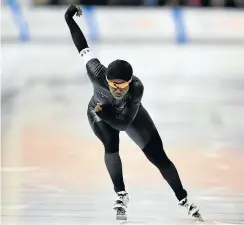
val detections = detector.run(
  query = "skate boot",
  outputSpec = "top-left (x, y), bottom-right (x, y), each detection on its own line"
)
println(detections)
top-left (113, 191), bottom-right (129, 221)
top-left (179, 197), bottom-right (204, 222)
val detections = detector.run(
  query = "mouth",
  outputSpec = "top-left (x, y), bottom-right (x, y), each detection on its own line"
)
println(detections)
top-left (114, 94), bottom-right (123, 99)
top-left (115, 92), bottom-right (122, 97)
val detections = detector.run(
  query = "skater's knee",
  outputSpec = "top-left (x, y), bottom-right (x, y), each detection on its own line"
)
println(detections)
top-left (142, 131), bottom-right (164, 154)
top-left (103, 137), bottom-right (119, 154)
top-left (104, 146), bottom-right (119, 154)
top-left (96, 128), bottom-right (119, 154)
top-left (142, 132), bottom-right (171, 168)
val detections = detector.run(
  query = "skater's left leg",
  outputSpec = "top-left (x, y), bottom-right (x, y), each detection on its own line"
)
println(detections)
top-left (126, 105), bottom-right (202, 220)
top-left (126, 105), bottom-right (187, 201)
top-left (142, 132), bottom-right (202, 220)
top-left (142, 131), bottom-right (187, 201)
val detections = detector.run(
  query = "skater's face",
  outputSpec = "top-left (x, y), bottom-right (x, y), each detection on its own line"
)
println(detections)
top-left (107, 79), bottom-right (131, 99)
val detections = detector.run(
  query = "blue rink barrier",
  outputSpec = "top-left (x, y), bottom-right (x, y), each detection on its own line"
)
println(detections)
top-left (82, 6), bottom-right (99, 42)
top-left (7, 0), bottom-right (30, 42)
top-left (171, 7), bottom-right (187, 44)
top-left (6, 2), bottom-right (186, 44)
top-left (81, 5), bottom-right (187, 44)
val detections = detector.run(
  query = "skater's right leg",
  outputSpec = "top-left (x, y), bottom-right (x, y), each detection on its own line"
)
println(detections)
top-left (92, 121), bottom-right (125, 192)
top-left (87, 109), bottom-right (129, 220)
top-left (87, 109), bottom-right (125, 193)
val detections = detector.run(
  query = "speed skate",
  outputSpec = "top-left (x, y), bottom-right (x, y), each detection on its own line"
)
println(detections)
top-left (113, 191), bottom-right (129, 220)
top-left (179, 197), bottom-right (204, 222)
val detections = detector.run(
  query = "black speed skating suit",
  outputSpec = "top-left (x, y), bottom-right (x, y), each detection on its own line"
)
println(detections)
top-left (65, 5), bottom-right (187, 201)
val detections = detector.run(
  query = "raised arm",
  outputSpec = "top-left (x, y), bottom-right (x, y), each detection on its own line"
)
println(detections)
top-left (64, 5), bottom-right (88, 53)
top-left (65, 5), bottom-right (106, 81)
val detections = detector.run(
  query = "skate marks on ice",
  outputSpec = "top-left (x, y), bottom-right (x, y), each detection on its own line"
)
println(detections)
top-left (2, 45), bottom-right (244, 225)
top-left (2, 184), bottom-right (244, 225)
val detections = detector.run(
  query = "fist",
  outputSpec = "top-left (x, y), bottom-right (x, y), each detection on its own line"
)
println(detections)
top-left (94, 103), bottom-right (102, 113)
top-left (74, 5), bottom-right (82, 17)
top-left (65, 5), bottom-right (82, 18)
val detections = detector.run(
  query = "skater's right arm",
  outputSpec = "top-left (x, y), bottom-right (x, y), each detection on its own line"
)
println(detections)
top-left (65, 5), bottom-right (106, 81)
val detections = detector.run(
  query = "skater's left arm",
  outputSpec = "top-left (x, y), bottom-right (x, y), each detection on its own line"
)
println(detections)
top-left (97, 82), bottom-right (144, 131)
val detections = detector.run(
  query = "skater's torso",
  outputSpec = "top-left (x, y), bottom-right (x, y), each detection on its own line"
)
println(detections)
top-left (86, 58), bottom-right (157, 148)
top-left (89, 76), bottom-right (139, 112)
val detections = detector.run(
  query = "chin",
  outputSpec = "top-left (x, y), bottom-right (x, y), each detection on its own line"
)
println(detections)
top-left (114, 95), bottom-right (123, 100)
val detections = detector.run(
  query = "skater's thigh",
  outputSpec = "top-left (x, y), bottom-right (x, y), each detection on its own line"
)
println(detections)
top-left (126, 105), bottom-right (158, 149)
top-left (87, 109), bottom-right (120, 153)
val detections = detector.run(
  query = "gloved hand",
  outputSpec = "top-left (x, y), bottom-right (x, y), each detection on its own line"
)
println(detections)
top-left (94, 103), bottom-right (116, 119)
top-left (65, 5), bottom-right (82, 19)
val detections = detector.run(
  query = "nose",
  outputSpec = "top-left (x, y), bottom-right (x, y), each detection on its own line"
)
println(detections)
top-left (115, 88), bottom-right (123, 93)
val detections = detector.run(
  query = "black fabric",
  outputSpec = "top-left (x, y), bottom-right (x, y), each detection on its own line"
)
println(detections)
top-left (125, 104), bottom-right (157, 149)
top-left (106, 60), bottom-right (133, 82)
top-left (65, 5), bottom-right (89, 53)
top-left (86, 58), bottom-right (107, 82)
top-left (142, 132), bottom-right (187, 201)
top-left (88, 105), bottom-right (187, 200)
top-left (90, 119), bottom-right (120, 154)
top-left (95, 104), bottom-right (117, 120)
top-left (105, 152), bottom-right (125, 192)
top-left (87, 119), bottom-right (125, 192)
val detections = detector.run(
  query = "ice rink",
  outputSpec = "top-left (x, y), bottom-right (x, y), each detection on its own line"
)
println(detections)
top-left (1, 42), bottom-right (244, 225)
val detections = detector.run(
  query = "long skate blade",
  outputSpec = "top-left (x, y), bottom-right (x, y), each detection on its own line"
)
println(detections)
top-left (116, 208), bottom-right (127, 221)
top-left (116, 214), bottom-right (127, 221)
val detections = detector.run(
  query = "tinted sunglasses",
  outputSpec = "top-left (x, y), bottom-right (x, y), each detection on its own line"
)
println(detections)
top-left (106, 77), bottom-right (132, 89)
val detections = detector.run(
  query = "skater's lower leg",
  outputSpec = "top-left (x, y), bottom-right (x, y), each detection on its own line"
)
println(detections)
top-left (142, 132), bottom-right (187, 201)
top-left (105, 152), bottom-right (128, 212)
top-left (160, 162), bottom-right (187, 201)
top-left (105, 151), bottom-right (125, 192)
